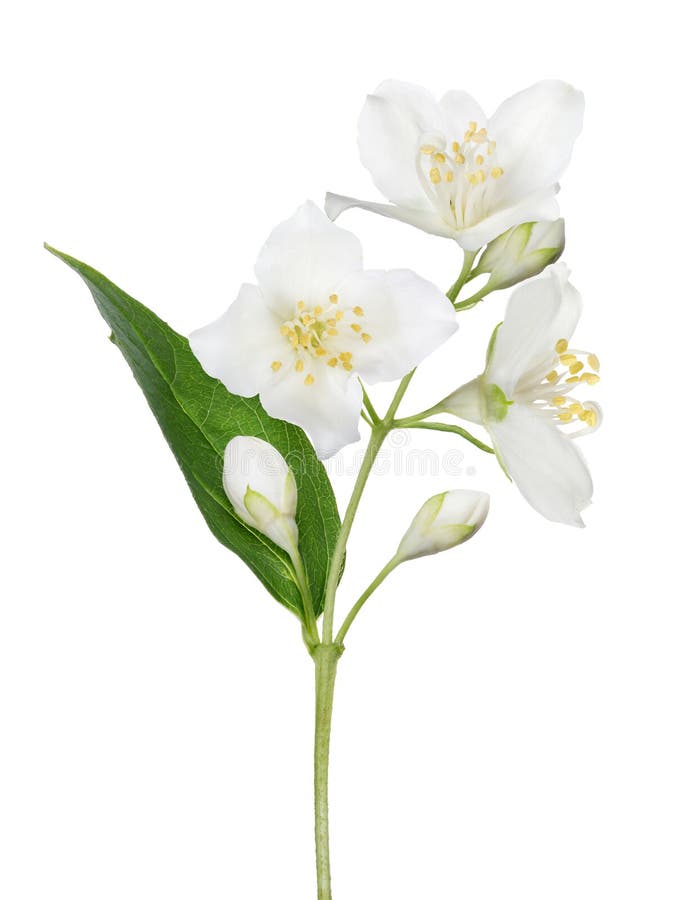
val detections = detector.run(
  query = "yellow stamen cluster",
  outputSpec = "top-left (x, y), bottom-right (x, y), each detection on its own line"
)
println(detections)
top-left (544, 338), bottom-right (601, 429)
top-left (420, 120), bottom-right (504, 195)
top-left (270, 294), bottom-right (372, 386)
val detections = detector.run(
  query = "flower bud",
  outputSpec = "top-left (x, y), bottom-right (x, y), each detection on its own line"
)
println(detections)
top-left (396, 490), bottom-right (489, 562)
top-left (223, 436), bottom-right (298, 554)
top-left (474, 219), bottom-right (565, 291)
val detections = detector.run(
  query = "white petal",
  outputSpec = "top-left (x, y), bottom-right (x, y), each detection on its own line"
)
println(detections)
top-left (324, 193), bottom-right (455, 238)
top-left (336, 269), bottom-right (457, 383)
top-left (439, 90), bottom-right (487, 137)
top-left (260, 367), bottom-right (363, 459)
top-left (189, 283), bottom-right (284, 397)
top-left (434, 489), bottom-right (490, 530)
top-left (453, 186), bottom-right (560, 250)
top-left (489, 403), bottom-right (593, 526)
top-left (254, 201), bottom-right (362, 318)
top-left (358, 80), bottom-right (443, 209)
top-left (489, 80), bottom-right (584, 208)
top-left (487, 263), bottom-right (582, 396)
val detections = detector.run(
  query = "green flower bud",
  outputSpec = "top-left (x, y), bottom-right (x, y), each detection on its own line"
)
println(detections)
top-left (396, 490), bottom-right (489, 562)
top-left (474, 220), bottom-right (565, 291)
top-left (223, 436), bottom-right (299, 554)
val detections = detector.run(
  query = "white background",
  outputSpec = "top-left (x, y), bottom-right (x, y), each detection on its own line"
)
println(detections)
top-left (1, 2), bottom-right (688, 898)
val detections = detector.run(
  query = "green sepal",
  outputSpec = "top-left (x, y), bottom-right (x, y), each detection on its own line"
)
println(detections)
top-left (483, 382), bottom-right (512, 422)
top-left (485, 322), bottom-right (502, 368)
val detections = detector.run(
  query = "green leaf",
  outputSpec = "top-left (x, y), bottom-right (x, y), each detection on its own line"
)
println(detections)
top-left (47, 245), bottom-right (341, 620)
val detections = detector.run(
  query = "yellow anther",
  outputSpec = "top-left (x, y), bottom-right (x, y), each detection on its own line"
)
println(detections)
top-left (339, 352), bottom-right (352, 362)
top-left (560, 353), bottom-right (577, 365)
top-left (313, 305), bottom-right (323, 316)
top-left (581, 372), bottom-right (600, 385)
top-left (420, 144), bottom-right (435, 155)
top-left (295, 359), bottom-right (304, 373)
top-left (468, 121), bottom-right (477, 132)
top-left (297, 300), bottom-right (305, 311)
top-left (335, 310), bottom-right (344, 321)
top-left (452, 141), bottom-right (460, 152)
top-left (569, 361), bottom-right (584, 375)
top-left (271, 361), bottom-right (283, 372)
top-left (280, 325), bottom-right (291, 337)
top-left (327, 328), bottom-right (339, 336)
top-left (476, 154), bottom-right (484, 165)
top-left (301, 313), bottom-right (313, 325)
top-left (445, 171), bottom-right (454, 182)
top-left (569, 402), bottom-right (584, 414)
top-left (583, 409), bottom-right (598, 427)
top-left (353, 306), bottom-right (364, 316)
top-left (555, 338), bottom-right (569, 353)
top-left (464, 130), bottom-right (474, 142)
top-left (545, 370), bottom-right (559, 384)
top-left (342, 362), bottom-right (353, 371)
top-left (566, 375), bottom-right (580, 384)
top-left (315, 347), bottom-right (327, 357)
top-left (329, 294), bottom-right (338, 304)
top-left (429, 167), bottom-right (441, 184)
top-left (455, 153), bottom-right (465, 164)
top-left (488, 140), bottom-right (497, 153)
top-left (326, 318), bottom-right (337, 327)
top-left (558, 410), bottom-right (574, 422)
top-left (300, 333), bottom-right (311, 347)
top-left (476, 127), bottom-right (487, 137)
top-left (304, 374), bottom-right (315, 386)
top-left (552, 396), bottom-right (567, 406)
top-left (327, 357), bottom-right (338, 367)
top-left (490, 167), bottom-right (504, 178)
top-left (361, 333), bottom-right (372, 343)
top-left (434, 152), bottom-right (446, 163)
top-left (351, 323), bottom-right (362, 333)
top-left (587, 354), bottom-right (600, 371)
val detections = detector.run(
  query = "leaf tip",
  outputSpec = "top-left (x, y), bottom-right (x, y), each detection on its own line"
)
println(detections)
top-left (44, 242), bottom-right (70, 263)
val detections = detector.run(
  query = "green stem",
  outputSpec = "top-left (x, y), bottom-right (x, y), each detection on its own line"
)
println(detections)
top-left (393, 420), bottom-right (495, 455)
top-left (321, 369), bottom-right (416, 645)
top-left (446, 249), bottom-right (478, 304)
top-left (291, 551), bottom-right (320, 646)
top-left (321, 424), bottom-right (387, 644)
top-left (360, 383), bottom-right (381, 424)
top-left (454, 285), bottom-right (491, 311)
top-left (335, 557), bottom-right (399, 645)
top-left (313, 643), bottom-right (342, 900)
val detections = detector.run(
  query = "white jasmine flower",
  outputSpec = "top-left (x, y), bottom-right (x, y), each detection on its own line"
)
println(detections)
top-left (442, 263), bottom-right (601, 526)
top-left (223, 436), bottom-right (298, 554)
top-left (326, 80), bottom-right (583, 251)
top-left (396, 490), bottom-right (490, 561)
top-left (190, 201), bottom-right (457, 458)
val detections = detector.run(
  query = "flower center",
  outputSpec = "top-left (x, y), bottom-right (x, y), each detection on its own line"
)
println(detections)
top-left (417, 121), bottom-right (505, 230)
top-left (270, 294), bottom-right (372, 386)
top-left (516, 338), bottom-right (601, 435)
